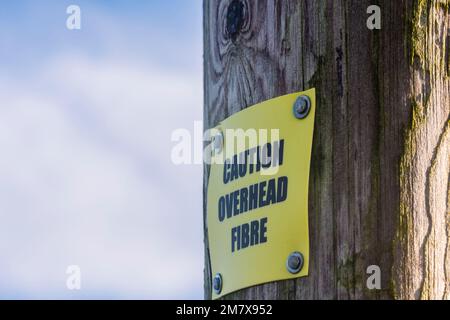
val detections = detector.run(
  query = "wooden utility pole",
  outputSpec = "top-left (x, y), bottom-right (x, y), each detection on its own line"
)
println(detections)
top-left (203, 0), bottom-right (449, 299)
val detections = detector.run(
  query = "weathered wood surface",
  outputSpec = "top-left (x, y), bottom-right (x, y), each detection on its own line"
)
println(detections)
top-left (203, 0), bottom-right (450, 300)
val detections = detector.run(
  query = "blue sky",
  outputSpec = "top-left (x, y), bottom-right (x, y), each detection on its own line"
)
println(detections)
top-left (0, 1), bottom-right (204, 299)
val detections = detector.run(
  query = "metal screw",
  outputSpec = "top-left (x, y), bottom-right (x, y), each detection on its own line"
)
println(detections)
top-left (286, 252), bottom-right (304, 274)
top-left (293, 95), bottom-right (311, 119)
top-left (213, 273), bottom-right (223, 294)
top-left (213, 130), bottom-right (224, 155)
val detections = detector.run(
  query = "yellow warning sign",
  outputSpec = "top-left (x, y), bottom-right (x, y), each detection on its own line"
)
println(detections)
top-left (207, 89), bottom-right (316, 299)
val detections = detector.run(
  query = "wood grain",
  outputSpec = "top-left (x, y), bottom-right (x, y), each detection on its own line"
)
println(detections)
top-left (203, 0), bottom-right (450, 300)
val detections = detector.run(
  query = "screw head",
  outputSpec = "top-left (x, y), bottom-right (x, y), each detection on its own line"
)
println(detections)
top-left (293, 95), bottom-right (311, 119)
top-left (213, 130), bottom-right (223, 155)
top-left (213, 273), bottom-right (223, 294)
top-left (286, 252), bottom-right (304, 274)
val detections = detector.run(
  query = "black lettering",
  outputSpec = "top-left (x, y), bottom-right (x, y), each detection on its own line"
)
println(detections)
top-left (250, 220), bottom-right (259, 245)
top-left (225, 194), bottom-right (233, 219)
top-left (261, 143), bottom-right (272, 169)
top-left (277, 176), bottom-right (288, 202)
top-left (278, 140), bottom-right (285, 166)
top-left (223, 159), bottom-right (231, 184)
top-left (218, 197), bottom-right (225, 222)
top-left (256, 146), bottom-right (261, 172)
top-left (232, 218), bottom-right (267, 252)
top-left (222, 140), bottom-right (285, 185)
top-left (265, 178), bottom-right (276, 205)
top-left (249, 184), bottom-right (258, 210)
top-left (241, 223), bottom-right (249, 249)
top-left (248, 147), bottom-right (257, 174)
top-left (271, 140), bottom-right (283, 166)
top-left (260, 217), bottom-right (268, 244)
top-left (258, 181), bottom-right (267, 208)
top-left (240, 187), bottom-right (248, 213)
top-left (231, 227), bottom-right (238, 253)
top-left (238, 152), bottom-right (247, 178)
top-left (236, 225), bottom-right (241, 251)
top-left (230, 155), bottom-right (239, 182)
top-left (233, 190), bottom-right (240, 216)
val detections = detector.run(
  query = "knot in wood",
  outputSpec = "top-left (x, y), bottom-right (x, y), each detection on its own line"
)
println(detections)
top-left (226, 0), bottom-right (245, 41)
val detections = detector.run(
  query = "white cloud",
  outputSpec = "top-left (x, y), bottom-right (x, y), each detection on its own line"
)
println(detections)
top-left (0, 54), bottom-right (204, 299)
